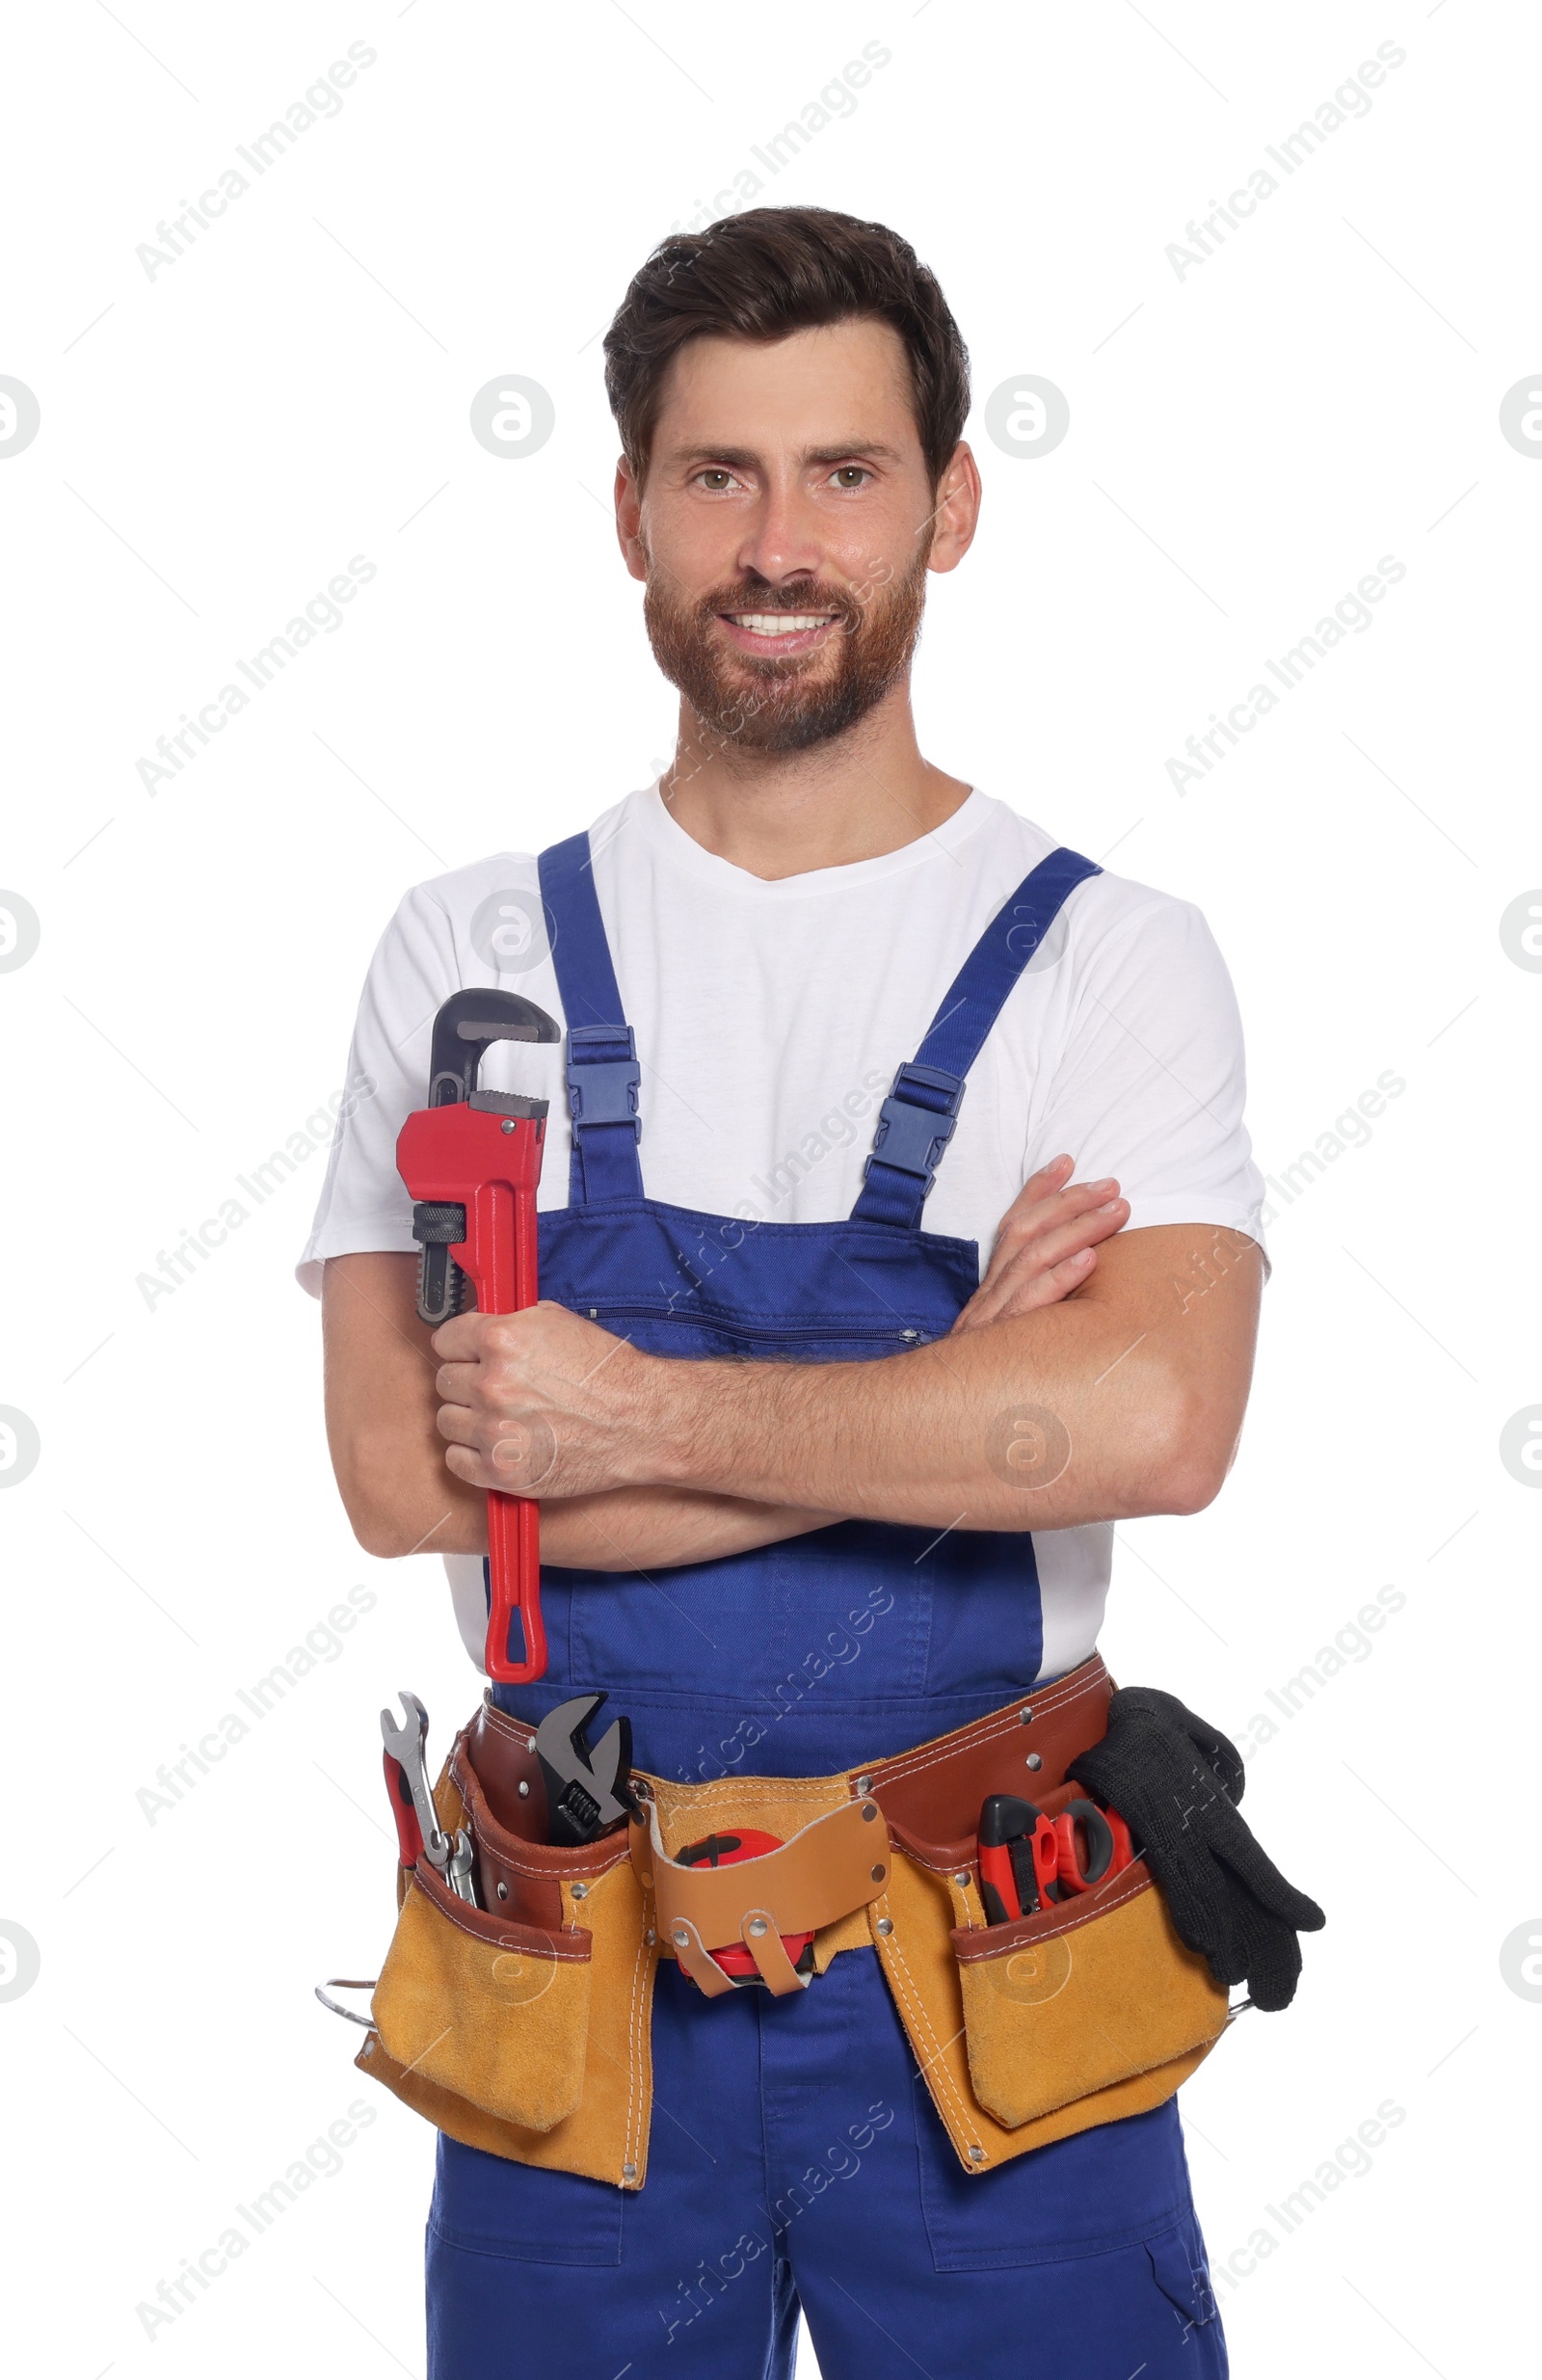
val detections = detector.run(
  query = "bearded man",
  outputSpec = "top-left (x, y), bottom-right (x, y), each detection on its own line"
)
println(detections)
top-left (305, 207), bottom-right (1284, 2379)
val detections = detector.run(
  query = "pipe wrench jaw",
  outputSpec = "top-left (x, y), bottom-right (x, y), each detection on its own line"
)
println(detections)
top-left (402, 990), bottom-right (560, 1329)
top-left (410, 1095), bottom-right (553, 1326)
top-left (428, 990), bottom-right (562, 1107)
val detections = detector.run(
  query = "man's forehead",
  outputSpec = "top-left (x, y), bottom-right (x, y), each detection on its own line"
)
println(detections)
top-left (653, 319), bottom-right (919, 452)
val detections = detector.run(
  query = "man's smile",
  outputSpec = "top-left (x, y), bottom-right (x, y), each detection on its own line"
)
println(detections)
top-left (716, 608), bottom-right (840, 656)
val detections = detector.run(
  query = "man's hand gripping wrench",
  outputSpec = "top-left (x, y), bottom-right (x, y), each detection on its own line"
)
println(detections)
top-left (395, 988), bottom-right (561, 1683)
top-left (381, 1691), bottom-right (477, 1904)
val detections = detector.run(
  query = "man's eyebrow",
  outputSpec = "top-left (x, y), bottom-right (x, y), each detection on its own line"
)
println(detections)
top-left (664, 441), bottom-right (905, 470)
top-left (801, 442), bottom-right (904, 467)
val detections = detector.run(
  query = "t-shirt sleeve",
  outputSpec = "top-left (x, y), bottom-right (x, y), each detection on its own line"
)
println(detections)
top-left (1027, 894), bottom-right (1269, 1270)
top-left (296, 883), bottom-right (461, 1297)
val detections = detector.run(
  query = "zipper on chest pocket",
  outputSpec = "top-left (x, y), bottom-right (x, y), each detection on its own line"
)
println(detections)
top-left (573, 1302), bottom-right (932, 1349)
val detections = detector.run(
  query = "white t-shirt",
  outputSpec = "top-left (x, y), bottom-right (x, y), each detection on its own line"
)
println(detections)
top-left (300, 784), bottom-right (1266, 1674)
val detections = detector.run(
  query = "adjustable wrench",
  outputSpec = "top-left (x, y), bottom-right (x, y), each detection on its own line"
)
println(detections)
top-left (533, 1692), bottom-right (638, 1848)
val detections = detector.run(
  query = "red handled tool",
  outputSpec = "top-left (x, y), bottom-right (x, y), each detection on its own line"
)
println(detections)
top-left (1052, 1799), bottom-right (1135, 1894)
top-left (396, 990), bottom-right (561, 1683)
top-left (978, 1793), bottom-right (1060, 1925)
top-left (977, 1791), bottom-right (1135, 1923)
top-left (383, 1747), bottom-right (424, 1868)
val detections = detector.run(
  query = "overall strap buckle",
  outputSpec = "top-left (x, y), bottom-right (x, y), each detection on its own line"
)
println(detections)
top-left (566, 1025), bottom-right (642, 1142)
top-left (863, 1061), bottom-right (966, 1202)
top-left (848, 845), bottom-right (1101, 1233)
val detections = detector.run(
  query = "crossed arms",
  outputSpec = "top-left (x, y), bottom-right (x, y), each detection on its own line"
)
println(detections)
top-left (323, 1156), bottom-right (1263, 1572)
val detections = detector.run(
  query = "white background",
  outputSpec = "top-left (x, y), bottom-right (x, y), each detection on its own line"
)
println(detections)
top-left (2, 3), bottom-right (1537, 2374)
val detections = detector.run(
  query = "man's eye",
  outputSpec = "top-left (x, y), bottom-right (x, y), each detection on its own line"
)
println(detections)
top-left (830, 467), bottom-right (871, 489)
top-left (696, 468), bottom-right (739, 491)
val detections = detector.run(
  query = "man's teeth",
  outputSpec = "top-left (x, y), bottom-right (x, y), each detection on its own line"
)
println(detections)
top-left (728, 612), bottom-right (836, 635)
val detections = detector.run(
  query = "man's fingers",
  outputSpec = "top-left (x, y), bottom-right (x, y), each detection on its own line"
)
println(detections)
top-left (998, 1174), bottom-right (1120, 1244)
top-left (956, 1244), bottom-right (1097, 1331)
top-left (1021, 1153), bottom-right (1075, 1203)
top-left (974, 1184), bottom-right (1126, 1307)
top-left (435, 1401), bottom-right (481, 1447)
top-left (430, 1310), bottom-right (486, 1360)
top-left (978, 1155), bottom-right (1077, 1278)
top-left (954, 1191), bottom-right (1130, 1331)
top-left (439, 1428), bottom-right (488, 1484)
top-left (1016, 1196), bottom-right (1129, 1274)
top-left (996, 1157), bottom-right (1084, 1243)
top-left (989, 1197), bottom-right (1129, 1301)
top-left (979, 1171), bottom-right (1120, 1280)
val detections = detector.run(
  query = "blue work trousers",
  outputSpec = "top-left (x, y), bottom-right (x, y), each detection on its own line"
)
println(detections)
top-left (426, 1945), bottom-right (1227, 2378)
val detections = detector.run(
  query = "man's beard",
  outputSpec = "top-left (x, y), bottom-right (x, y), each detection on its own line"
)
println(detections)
top-left (643, 547), bottom-right (930, 755)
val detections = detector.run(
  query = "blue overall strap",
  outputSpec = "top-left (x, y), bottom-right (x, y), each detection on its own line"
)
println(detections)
top-left (851, 845), bottom-right (1103, 1230)
top-left (536, 833), bottom-right (644, 1203)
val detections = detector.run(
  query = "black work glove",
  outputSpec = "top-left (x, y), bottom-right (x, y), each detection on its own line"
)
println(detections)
top-left (1069, 1687), bottom-right (1325, 2012)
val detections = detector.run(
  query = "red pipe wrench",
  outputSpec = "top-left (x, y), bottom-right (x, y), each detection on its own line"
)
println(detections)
top-left (395, 989), bottom-right (561, 1682)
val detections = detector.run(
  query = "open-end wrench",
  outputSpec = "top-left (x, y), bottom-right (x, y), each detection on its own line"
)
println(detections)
top-left (380, 1693), bottom-right (480, 1906)
top-left (380, 1692), bottom-right (452, 1874)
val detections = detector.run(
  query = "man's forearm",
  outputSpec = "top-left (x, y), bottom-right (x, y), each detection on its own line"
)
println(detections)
top-left (636, 1230), bottom-right (1261, 1529)
top-left (640, 1306), bottom-right (1195, 1530)
top-left (322, 1250), bottom-right (830, 1568)
top-left (434, 1224), bottom-right (1262, 1532)
top-left (544, 1489), bottom-right (838, 1571)
top-left (337, 1455), bottom-right (832, 1571)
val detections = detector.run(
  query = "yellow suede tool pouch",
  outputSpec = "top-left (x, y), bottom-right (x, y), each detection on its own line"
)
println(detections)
top-left (869, 1784), bottom-right (1231, 2177)
top-left (354, 1708), bottom-right (657, 2189)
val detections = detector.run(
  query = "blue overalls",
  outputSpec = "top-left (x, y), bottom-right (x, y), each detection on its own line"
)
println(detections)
top-left (425, 833), bottom-right (1227, 2379)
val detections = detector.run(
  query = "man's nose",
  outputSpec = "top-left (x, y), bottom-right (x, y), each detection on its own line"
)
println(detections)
top-left (734, 481), bottom-right (826, 588)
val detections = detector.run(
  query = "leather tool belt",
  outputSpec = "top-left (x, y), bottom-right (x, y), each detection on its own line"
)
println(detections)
top-left (354, 1654), bottom-right (1231, 2189)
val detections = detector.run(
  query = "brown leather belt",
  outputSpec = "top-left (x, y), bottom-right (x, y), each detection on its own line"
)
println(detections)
top-left (857, 1652), bottom-right (1112, 1845)
top-left (458, 1655), bottom-right (1114, 1992)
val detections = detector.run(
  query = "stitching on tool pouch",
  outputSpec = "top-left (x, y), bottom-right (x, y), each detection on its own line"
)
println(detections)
top-left (412, 1868), bottom-right (590, 1958)
top-left (622, 1873), bottom-right (645, 2172)
top-left (954, 1865), bottom-right (1153, 1961)
top-left (450, 1747), bottom-right (629, 1881)
top-left (865, 1664), bottom-right (1107, 1791)
top-left (882, 1917), bottom-right (974, 2141)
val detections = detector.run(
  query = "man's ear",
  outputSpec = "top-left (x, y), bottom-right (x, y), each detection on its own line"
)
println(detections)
top-left (924, 441), bottom-right (982, 577)
top-left (615, 456), bottom-right (648, 582)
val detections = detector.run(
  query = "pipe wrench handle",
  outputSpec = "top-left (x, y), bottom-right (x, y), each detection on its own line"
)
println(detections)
top-left (482, 1167), bottom-right (546, 1683)
top-left (487, 1485), bottom-right (546, 1683)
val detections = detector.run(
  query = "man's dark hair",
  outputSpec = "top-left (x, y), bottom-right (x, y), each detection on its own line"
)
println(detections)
top-left (603, 206), bottom-right (970, 489)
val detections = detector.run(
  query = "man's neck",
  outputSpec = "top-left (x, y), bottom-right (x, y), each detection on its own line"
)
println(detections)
top-left (659, 683), bottom-right (971, 881)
